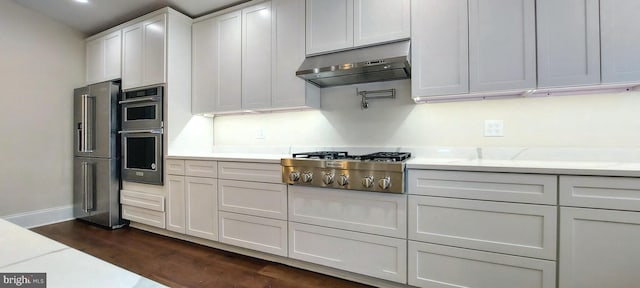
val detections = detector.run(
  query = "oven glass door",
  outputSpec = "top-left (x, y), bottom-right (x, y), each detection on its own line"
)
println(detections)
top-left (122, 101), bottom-right (162, 131)
top-left (122, 132), bottom-right (163, 184)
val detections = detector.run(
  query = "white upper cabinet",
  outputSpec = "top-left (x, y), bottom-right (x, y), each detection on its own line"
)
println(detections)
top-left (192, 11), bottom-right (242, 114)
top-left (469, 0), bottom-right (537, 92)
top-left (192, 0), bottom-right (319, 114)
top-left (272, 0), bottom-right (320, 109)
top-left (537, 0), bottom-right (600, 88)
top-left (122, 14), bottom-right (167, 90)
top-left (306, 0), bottom-right (410, 55)
top-left (411, 0), bottom-right (469, 97)
top-left (600, 0), bottom-right (640, 83)
top-left (353, 0), bottom-right (410, 47)
top-left (86, 30), bottom-right (121, 85)
top-left (242, 2), bottom-right (272, 110)
top-left (305, 0), bottom-right (354, 55)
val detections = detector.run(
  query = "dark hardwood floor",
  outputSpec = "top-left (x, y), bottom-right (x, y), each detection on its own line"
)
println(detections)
top-left (31, 220), bottom-right (372, 288)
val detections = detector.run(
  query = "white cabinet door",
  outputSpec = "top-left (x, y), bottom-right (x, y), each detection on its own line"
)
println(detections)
top-left (166, 175), bottom-right (186, 234)
top-left (469, 0), bottom-right (536, 92)
top-left (289, 222), bottom-right (407, 283)
top-left (537, 0), bottom-right (600, 88)
top-left (86, 37), bottom-right (104, 85)
top-left (409, 196), bottom-right (557, 260)
top-left (192, 18), bottom-right (216, 114)
top-left (122, 14), bottom-right (166, 90)
top-left (218, 180), bottom-right (287, 220)
top-left (242, 2), bottom-right (272, 110)
top-left (103, 31), bottom-right (122, 81)
top-left (600, 0), bottom-right (640, 83)
top-left (411, 0), bottom-right (469, 97)
top-left (219, 212), bottom-right (288, 257)
top-left (186, 176), bottom-right (218, 241)
top-left (86, 31), bottom-right (121, 85)
top-left (142, 14), bottom-right (166, 87)
top-left (215, 11), bottom-right (243, 112)
top-left (192, 12), bottom-right (242, 113)
top-left (122, 24), bottom-right (143, 90)
top-left (409, 241), bottom-right (556, 288)
top-left (305, 0), bottom-right (354, 55)
top-left (272, 0), bottom-right (320, 109)
top-left (353, 0), bottom-right (410, 47)
top-left (559, 207), bottom-right (640, 288)
top-left (289, 186), bottom-right (407, 238)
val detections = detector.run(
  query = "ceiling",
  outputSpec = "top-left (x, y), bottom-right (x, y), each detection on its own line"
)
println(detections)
top-left (13, 0), bottom-right (249, 36)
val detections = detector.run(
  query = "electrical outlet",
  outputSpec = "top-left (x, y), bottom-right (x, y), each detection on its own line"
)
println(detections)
top-left (484, 120), bottom-right (504, 137)
top-left (255, 128), bottom-right (265, 139)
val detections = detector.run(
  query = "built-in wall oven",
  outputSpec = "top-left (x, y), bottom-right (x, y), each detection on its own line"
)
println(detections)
top-left (119, 86), bottom-right (163, 185)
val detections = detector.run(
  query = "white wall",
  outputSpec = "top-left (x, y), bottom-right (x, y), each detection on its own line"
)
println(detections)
top-left (212, 80), bottom-right (640, 148)
top-left (0, 1), bottom-right (85, 217)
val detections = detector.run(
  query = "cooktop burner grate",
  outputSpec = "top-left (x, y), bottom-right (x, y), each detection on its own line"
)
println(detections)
top-left (292, 151), bottom-right (411, 162)
top-left (292, 151), bottom-right (349, 160)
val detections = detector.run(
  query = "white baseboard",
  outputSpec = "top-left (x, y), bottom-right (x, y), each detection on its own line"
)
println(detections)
top-left (2, 205), bottom-right (74, 228)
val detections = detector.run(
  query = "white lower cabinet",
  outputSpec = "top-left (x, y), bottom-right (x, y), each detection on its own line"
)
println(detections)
top-left (166, 159), bottom-right (218, 241)
top-left (217, 161), bottom-right (288, 256)
top-left (289, 186), bottom-right (406, 238)
top-left (219, 211), bottom-right (287, 257)
top-left (289, 222), bottom-right (407, 283)
top-left (559, 207), bottom-right (640, 288)
top-left (185, 176), bottom-right (218, 241)
top-left (408, 241), bottom-right (556, 288)
top-left (409, 196), bottom-right (557, 260)
top-left (120, 189), bottom-right (166, 228)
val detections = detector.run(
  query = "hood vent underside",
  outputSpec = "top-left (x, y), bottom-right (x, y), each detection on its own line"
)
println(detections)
top-left (296, 40), bottom-right (411, 88)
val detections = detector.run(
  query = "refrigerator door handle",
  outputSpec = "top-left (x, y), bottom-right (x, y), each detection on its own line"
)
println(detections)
top-left (80, 94), bottom-right (95, 153)
top-left (82, 162), bottom-right (95, 212)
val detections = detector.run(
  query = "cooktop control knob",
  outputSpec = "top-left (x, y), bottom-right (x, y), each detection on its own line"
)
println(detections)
top-left (378, 176), bottom-right (391, 190)
top-left (362, 176), bottom-right (375, 188)
top-left (337, 174), bottom-right (349, 186)
top-left (302, 171), bottom-right (313, 183)
top-left (322, 172), bottom-right (335, 185)
top-left (289, 171), bottom-right (301, 182)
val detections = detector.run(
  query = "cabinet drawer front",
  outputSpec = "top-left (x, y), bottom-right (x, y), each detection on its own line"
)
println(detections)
top-left (559, 207), bottom-right (640, 288)
top-left (218, 180), bottom-right (287, 220)
top-left (218, 162), bottom-right (281, 183)
top-left (289, 186), bottom-right (406, 238)
top-left (408, 170), bottom-right (557, 205)
top-left (122, 205), bottom-right (165, 228)
top-left (560, 175), bottom-right (640, 211)
top-left (409, 241), bottom-right (556, 288)
top-left (166, 159), bottom-right (185, 175)
top-left (120, 189), bottom-right (165, 212)
top-left (409, 196), bottom-right (557, 260)
top-left (219, 212), bottom-right (287, 257)
top-left (185, 160), bottom-right (217, 178)
top-left (289, 222), bottom-right (407, 283)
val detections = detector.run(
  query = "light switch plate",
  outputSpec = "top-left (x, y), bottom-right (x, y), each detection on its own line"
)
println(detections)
top-left (484, 120), bottom-right (504, 137)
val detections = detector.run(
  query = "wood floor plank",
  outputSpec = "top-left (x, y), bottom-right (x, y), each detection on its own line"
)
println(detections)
top-left (31, 220), bottom-right (371, 288)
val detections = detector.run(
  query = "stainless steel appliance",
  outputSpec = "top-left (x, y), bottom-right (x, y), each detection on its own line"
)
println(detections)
top-left (281, 151), bottom-right (411, 194)
top-left (119, 86), bottom-right (163, 185)
top-left (73, 81), bottom-right (126, 228)
top-left (296, 40), bottom-right (411, 88)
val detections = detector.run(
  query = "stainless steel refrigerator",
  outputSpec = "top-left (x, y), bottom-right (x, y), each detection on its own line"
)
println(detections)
top-left (73, 81), bottom-right (126, 228)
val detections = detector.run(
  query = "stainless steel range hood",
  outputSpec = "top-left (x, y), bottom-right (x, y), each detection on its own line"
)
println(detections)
top-left (296, 40), bottom-right (411, 88)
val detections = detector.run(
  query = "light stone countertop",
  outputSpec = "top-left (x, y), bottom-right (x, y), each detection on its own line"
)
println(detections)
top-left (0, 219), bottom-right (167, 288)
top-left (167, 146), bottom-right (640, 177)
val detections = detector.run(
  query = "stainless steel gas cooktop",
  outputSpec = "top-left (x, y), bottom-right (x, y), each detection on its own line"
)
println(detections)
top-left (281, 151), bottom-right (411, 194)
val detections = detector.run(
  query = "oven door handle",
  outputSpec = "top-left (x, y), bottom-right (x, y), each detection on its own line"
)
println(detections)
top-left (118, 97), bottom-right (160, 104)
top-left (118, 129), bottom-right (163, 134)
